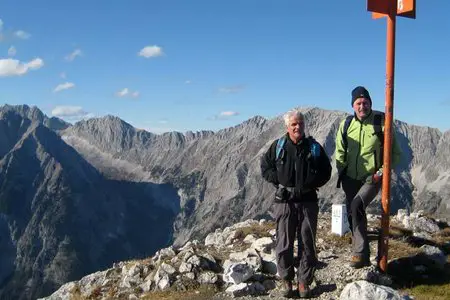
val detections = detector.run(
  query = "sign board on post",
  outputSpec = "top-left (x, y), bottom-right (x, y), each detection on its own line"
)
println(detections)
top-left (368, 0), bottom-right (416, 19)
top-left (331, 204), bottom-right (350, 236)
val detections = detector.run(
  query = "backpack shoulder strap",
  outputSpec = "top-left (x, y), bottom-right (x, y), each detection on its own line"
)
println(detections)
top-left (342, 115), bottom-right (353, 156)
top-left (307, 136), bottom-right (320, 158)
top-left (373, 112), bottom-right (385, 169)
top-left (373, 112), bottom-right (384, 134)
top-left (276, 136), bottom-right (287, 160)
top-left (373, 112), bottom-right (385, 145)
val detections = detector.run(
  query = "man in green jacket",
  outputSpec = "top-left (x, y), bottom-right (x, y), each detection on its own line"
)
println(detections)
top-left (335, 86), bottom-right (402, 268)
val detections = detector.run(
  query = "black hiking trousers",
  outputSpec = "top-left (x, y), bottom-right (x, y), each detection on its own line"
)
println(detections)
top-left (274, 201), bottom-right (318, 285)
top-left (342, 175), bottom-right (381, 259)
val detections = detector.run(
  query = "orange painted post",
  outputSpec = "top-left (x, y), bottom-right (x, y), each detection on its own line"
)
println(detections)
top-left (367, 0), bottom-right (416, 273)
top-left (379, 0), bottom-right (397, 274)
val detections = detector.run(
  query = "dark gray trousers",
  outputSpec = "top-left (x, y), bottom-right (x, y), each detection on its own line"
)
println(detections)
top-left (274, 201), bottom-right (318, 285)
top-left (342, 176), bottom-right (381, 258)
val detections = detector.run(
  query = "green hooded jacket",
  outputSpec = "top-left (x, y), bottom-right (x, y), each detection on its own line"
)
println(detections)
top-left (334, 110), bottom-right (402, 181)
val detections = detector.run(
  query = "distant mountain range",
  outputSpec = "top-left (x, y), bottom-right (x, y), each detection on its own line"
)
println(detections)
top-left (60, 106), bottom-right (450, 244)
top-left (1, 104), bottom-right (449, 299)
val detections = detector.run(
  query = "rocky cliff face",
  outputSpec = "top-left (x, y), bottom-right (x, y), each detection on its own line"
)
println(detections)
top-left (0, 110), bottom-right (177, 300)
top-left (61, 107), bottom-right (450, 248)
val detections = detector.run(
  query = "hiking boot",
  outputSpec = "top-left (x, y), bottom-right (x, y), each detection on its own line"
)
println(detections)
top-left (350, 255), bottom-right (371, 269)
top-left (298, 282), bottom-right (311, 298)
top-left (280, 280), bottom-right (293, 298)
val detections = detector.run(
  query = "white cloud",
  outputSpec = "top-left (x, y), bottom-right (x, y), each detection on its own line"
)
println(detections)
top-left (138, 45), bottom-right (164, 58)
top-left (27, 58), bottom-right (44, 69)
top-left (0, 58), bottom-right (44, 77)
top-left (53, 82), bottom-right (75, 93)
top-left (185, 80), bottom-right (192, 84)
top-left (65, 49), bottom-right (82, 61)
top-left (8, 46), bottom-right (16, 56)
top-left (219, 111), bottom-right (239, 117)
top-left (218, 85), bottom-right (245, 94)
top-left (117, 88), bottom-right (129, 97)
top-left (14, 30), bottom-right (31, 39)
top-left (116, 88), bottom-right (139, 98)
top-left (60, 72), bottom-right (66, 79)
top-left (210, 111), bottom-right (240, 120)
top-left (51, 106), bottom-right (89, 118)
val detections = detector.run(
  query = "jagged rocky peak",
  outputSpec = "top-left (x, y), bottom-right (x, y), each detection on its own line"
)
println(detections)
top-left (214, 115), bottom-right (268, 141)
top-left (160, 131), bottom-right (187, 146)
top-left (40, 210), bottom-right (450, 300)
top-left (0, 104), bottom-right (45, 122)
top-left (243, 115), bottom-right (266, 126)
top-left (184, 130), bottom-right (215, 141)
top-left (68, 115), bottom-right (144, 152)
top-left (76, 115), bottom-right (135, 133)
top-left (0, 104), bottom-right (70, 131)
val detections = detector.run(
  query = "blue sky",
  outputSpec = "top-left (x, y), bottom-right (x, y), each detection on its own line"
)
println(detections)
top-left (0, 1), bottom-right (449, 134)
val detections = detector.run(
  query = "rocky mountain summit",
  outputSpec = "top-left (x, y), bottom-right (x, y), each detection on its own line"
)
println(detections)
top-left (40, 210), bottom-right (450, 300)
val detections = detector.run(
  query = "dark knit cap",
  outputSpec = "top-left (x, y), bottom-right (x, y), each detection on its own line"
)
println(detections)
top-left (351, 86), bottom-right (371, 106)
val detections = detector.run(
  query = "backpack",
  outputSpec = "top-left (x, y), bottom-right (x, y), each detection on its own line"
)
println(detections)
top-left (276, 136), bottom-right (321, 163)
top-left (275, 135), bottom-right (330, 190)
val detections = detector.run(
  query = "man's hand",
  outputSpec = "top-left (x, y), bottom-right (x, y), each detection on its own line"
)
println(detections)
top-left (372, 170), bottom-right (383, 184)
top-left (275, 185), bottom-right (289, 202)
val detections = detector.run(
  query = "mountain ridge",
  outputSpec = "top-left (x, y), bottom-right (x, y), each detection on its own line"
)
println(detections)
top-left (58, 105), bottom-right (450, 248)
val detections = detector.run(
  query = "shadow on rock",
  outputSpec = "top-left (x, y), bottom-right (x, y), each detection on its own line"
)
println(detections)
top-left (311, 283), bottom-right (337, 298)
top-left (388, 253), bottom-right (450, 288)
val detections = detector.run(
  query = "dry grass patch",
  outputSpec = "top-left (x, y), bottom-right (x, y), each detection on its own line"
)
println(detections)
top-left (202, 242), bottom-right (249, 264)
top-left (402, 281), bottom-right (450, 300)
top-left (125, 256), bottom-right (154, 265)
top-left (69, 284), bottom-right (86, 300)
top-left (322, 232), bottom-right (352, 250)
top-left (389, 225), bottom-right (413, 239)
top-left (234, 222), bottom-right (275, 240)
top-left (388, 239), bottom-right (422, 261)
top-left (86, 286), bottom-right (102, 299)
top-left (432, 227), bottom-right (450, 246)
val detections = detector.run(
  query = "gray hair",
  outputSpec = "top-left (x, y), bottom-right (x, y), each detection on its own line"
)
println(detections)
top-left (283, 109), bottom-right (304, 126)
